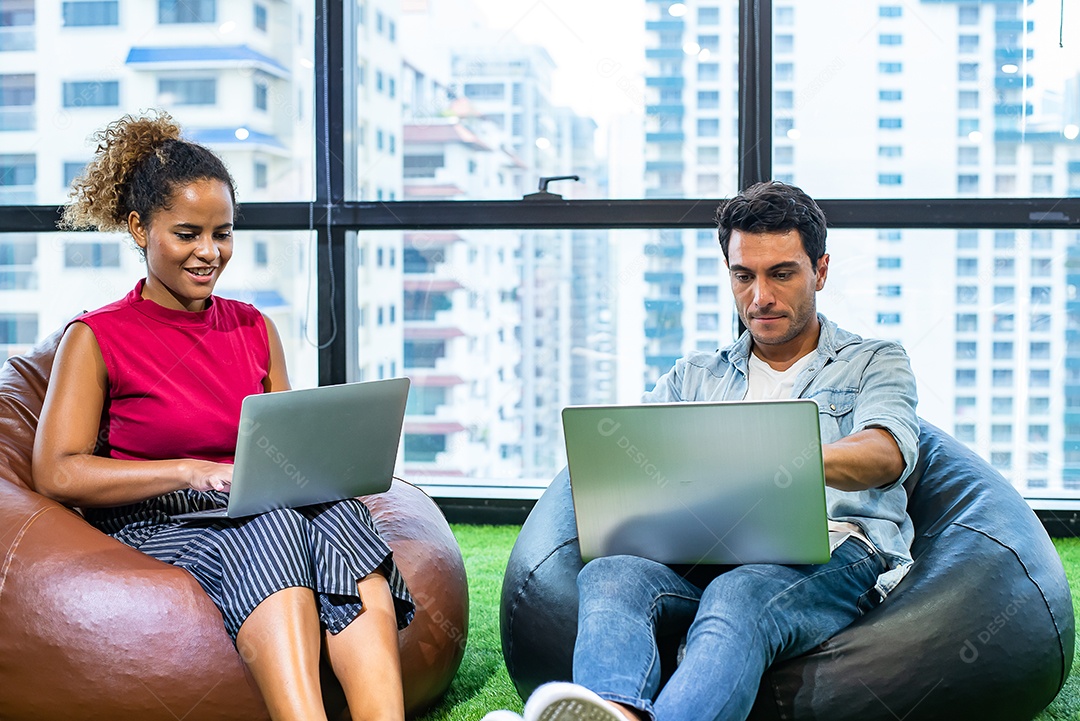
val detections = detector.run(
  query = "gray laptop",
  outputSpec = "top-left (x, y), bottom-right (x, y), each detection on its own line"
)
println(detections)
top-left (173, 377), bottom-right (410, 520)
top-left (561, 399), bottom-right (830, 566)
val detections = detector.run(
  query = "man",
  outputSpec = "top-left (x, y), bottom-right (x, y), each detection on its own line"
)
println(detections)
top-left (485, 181), bottom-right (919, 721)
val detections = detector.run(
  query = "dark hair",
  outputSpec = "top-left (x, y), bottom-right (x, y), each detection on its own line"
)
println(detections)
top-left (59, 110), bottom-right (237, 245)
top-left (714, 181), bottom-right (827, 263)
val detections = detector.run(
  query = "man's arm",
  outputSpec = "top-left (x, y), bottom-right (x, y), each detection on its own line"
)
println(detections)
top-left (823, 427), bottom-right (905, 491)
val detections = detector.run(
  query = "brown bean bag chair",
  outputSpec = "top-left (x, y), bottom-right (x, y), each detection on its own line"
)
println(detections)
top-left (0, 327), bottom-right (468, 720)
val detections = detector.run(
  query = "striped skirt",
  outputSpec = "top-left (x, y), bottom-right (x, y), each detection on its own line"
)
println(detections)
top-left (85, 489), bottom-right (414, 641)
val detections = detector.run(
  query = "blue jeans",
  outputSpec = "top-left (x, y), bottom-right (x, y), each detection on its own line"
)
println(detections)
top-left (572, 538), bottom-right (888, 721)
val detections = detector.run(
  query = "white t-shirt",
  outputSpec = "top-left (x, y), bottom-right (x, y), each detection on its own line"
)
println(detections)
top-left (746, 349), bottom-right (876, 554)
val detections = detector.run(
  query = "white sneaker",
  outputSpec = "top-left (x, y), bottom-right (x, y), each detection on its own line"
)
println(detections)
top-left (480, 712), bottom-right (525, 721)
top-left (523, 682), bottom-right (628, 721)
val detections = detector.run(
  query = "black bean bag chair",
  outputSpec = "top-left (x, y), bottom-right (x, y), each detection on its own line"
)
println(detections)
top-left (499, 420), bottom-right (1075, 720)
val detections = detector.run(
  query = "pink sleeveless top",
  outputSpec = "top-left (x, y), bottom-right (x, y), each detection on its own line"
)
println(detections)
top-left (73, 279), bottom-right (270, 464)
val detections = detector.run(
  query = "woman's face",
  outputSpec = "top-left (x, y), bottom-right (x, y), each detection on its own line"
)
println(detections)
top-left (128, 178), bottom-right (234, 312)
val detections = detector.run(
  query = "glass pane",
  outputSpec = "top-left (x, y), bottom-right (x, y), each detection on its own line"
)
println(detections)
top-left (348, 0), bottom-right (734, 201)
top-left (781, 0), bottom-right (1079, 198)
top-left (821, 228), bottom-right (1077, 499)
top-left (1, 231), bottom-right (319, 388)
top-left (0, 2), bottom-right (314, 205)
top-left (360, 225), bottom-right (1080, 502)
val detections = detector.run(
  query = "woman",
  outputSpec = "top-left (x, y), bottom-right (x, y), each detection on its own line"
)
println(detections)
top-left (33, 111), bottom-right (413, 721)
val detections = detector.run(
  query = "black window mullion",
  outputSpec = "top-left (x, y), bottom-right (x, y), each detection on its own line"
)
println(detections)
top-left (739, 0), bottom-right (772, 189)
top-left (314, 0), bottom-right (347, 384)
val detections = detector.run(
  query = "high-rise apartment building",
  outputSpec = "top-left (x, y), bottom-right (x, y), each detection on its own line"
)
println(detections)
top-left (642, 0), bottom-right (1080, 495)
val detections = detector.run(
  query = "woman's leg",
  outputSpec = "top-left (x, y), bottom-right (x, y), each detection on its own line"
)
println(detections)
top-left (324, 571), bottom-right (405, 721)
top-left (235, 586), bottom-right (328, 721)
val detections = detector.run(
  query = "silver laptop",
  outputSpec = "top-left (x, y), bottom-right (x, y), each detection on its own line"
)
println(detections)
top-left (561, 399), bottom-right (830, 566)
top-left (173, 378), bottom-right (410, 520)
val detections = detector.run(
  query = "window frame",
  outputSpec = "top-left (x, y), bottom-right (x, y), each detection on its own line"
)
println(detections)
top-left (2, 0), bottom-right (1080, 505)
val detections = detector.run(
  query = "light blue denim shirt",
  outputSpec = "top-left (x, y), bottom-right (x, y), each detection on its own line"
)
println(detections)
top-left (643, 314), bottom-right (920, 597)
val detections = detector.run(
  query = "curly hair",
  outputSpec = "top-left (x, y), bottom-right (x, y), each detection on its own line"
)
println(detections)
top-left (59, 110), bottom-right (237, 235)
top-left (714, 181), bottom-right (827, 263)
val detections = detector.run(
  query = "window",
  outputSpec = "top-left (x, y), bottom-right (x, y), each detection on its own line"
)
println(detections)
top-left (957, 175), bottom-right (979, 193)
top-left (994, 257), bottom-right (1014, 277)
top-left (878, 145), bottom-right (902, 158)
top-left (63, 80), bottom-right (119, 108)
top-left (956, 286), bottom-right (977, 304)
top-left (958, 118), bottom-right (979, 137)
top-left (254, 160), bottom-right (268, 189)
top-left (254, 80), bottom-right (269, 111)
top-left (958, 35), bottom-right (979, 53)
top-left (696, 118), bottom-right (719, 137)
top-left (993, 314), bottom-right (1014, 332)
top-left (878, 117), bottom-right (902, 130)
top-left (996, 144), bottom-right (1018, 165)
top-left (1030, 369), bottom-right (1051, 388)
top-left (877, 312), bottom-right (901, 325)
top-left (1031, 258), bottom-right (1053, 277)
top-left (775, 90), bottom-right (793, 109)
top-left (956, 341), bottom-right (977, 360)
top-left (64, 242), bottom-right (120, 268)
top-left (879, 90), bottom-right (902, 101)
top-left (1031, 286), bottom-right (1051, 305)
top-left (956, 314), bottom-right (977, 332)
top-left (959, 6), bottom-right (979, 24)
top-left (1029, 397), bottom-right (1050, 415)
top-left (958, 90), bottom-right (979, 109)
top-left (698, 35), bottom-right (719, 53)
top-left (992, 341), bottom-right (1013, 360)
top-left (0, 313), bottom-right (36, 345)
top-left (991, 424), bottom-right (1012, 442)
top-left (697, 285), bottom-right (719, 304)
top-left (254, 3), bottom-right (268, 31)
top-left (1030, 425), bottom-right (1050, 443)
top-left (879, 6), bottom-right (902, 17)
top-left (62, 0), bottom-right (118, 26)
top-left (878, 257), bottom-right (901, 269)
top-left (956, 369), bottom-right (976, 387)
top-left (957, 230), bottom-right (979, 248)
top-left (0, 74), bottom-right (34, 131)
top-left (158, 78), bottom-right (216, 106)
top-left (697, 64), bottom-right (720, 82)
top-left (697, 258), bottom-right (719, 275)
top-left (878, 174), bottom-right (902, 186)
top-left (1030, 342), bottom-right (1051, 360)
top-left (159, 0), bottom-right (215, 23)
top-left (959, 63), bottom-right (979, 81)
top-left (955, 396), bottom-right (976, 414)
top-left (956, 258), bottom-right (977, 276)
top-left (955, 424), bottom-right (976, 442)
top-left (775, 63), bottom-right (793, 81)
top-left (774, 35), bottom-right (794, 53)
top-left (697, 313), bottom-right (719, 331)
top-left (991, 397), bottom-right (1013, 414)
top-left (878, 284), bottom-right (901, 298)
top-left (958, 147), bottom-right (979, 166)
top-left (992, 369), bottom-right (1013, 387)
top-left (1032, 175), bottom-right (1054, 194)
top-left (697, 90), bottom-right (719, 109)
top-left (698, 7), bottom-right (719, 24)
top-left (879, 34), bottom-right (902, 46)
top-left (63, 161), bottom-right (84, 186)
top-left (994, 231), bottom-right (1015, 249)
top-left (404, 434), bottom-right (446, 463)
top-left (991, 452), bottom-right (1011, 470)
top-left (878, 62), bottom-right (902, 74)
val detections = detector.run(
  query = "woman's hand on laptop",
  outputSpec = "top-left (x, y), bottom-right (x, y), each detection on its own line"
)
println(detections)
top-left (184, 460), bottom-right (233, 493)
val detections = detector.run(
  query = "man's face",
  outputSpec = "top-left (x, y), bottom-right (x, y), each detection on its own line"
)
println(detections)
top-left (726, 229), bottom-right (829, 359)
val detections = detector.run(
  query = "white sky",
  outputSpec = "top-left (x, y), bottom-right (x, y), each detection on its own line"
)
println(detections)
top-left (469, 0), bottom-right (648, 119)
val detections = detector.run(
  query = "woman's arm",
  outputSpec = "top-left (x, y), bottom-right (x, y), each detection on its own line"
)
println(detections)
top-left (262, 313), bottom-right (291, 393)
top-left (32, 322), bottom-right (232, 507)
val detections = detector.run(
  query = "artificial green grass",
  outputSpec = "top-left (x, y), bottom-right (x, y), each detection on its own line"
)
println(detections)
top-left (414, 525), bottom-right (524, 721)
top-left (419, 527), bottom-right (1080, 720)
